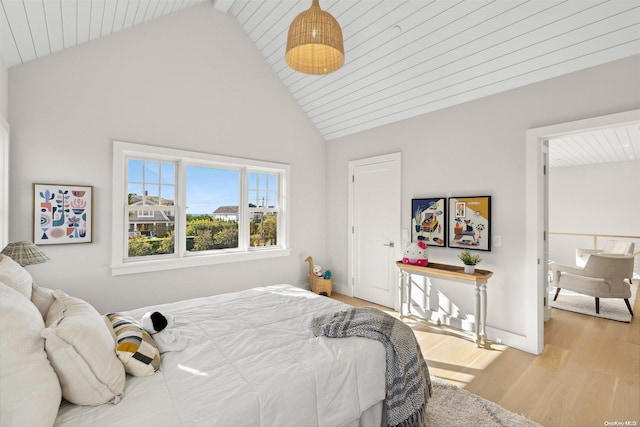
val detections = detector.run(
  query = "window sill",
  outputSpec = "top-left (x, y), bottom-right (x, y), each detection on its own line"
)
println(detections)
top-left (110, 248), bottom-right (291, 276)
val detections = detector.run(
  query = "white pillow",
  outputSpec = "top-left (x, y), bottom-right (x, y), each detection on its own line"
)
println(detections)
top-left (0, 282), bottom-right (61, 427)
top-left (31, 283), bottom-right (56, 319)
top-left (42, 291), bottom-right (125, 406)
top-left (0, 254), bottom-right (33, 299)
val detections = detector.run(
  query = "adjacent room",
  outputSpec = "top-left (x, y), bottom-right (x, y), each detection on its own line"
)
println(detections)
top-left (1, 1), bottom-right (638, 426)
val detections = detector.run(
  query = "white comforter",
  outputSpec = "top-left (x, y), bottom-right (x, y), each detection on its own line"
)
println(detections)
top-left (55, 285), bottom-right (386, 427)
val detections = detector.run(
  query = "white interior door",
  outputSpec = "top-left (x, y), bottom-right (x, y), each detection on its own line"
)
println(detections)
top-left (349, 153), bottom-right (401, 309)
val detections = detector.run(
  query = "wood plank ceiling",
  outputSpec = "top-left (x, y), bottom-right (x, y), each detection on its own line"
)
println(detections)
top-left (1, 0), bottom-right (639, 167)
top-left (548, 124), bottom-right (640, 168)
top-left (0, 1), bottom-right (210, 64)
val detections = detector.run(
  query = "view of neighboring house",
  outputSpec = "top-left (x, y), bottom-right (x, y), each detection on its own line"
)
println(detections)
top-left (214, 204), bottom-right (267, 223)
top-left (212, 206), bottom-right (238, 222)
top-left (128, 193), bottom-right (174, 238)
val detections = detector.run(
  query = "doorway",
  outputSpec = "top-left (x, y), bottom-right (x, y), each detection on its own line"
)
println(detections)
top-left (348, 153), bottom-right (401, 309)
top-left (526, 109), bottom-right (640, 354)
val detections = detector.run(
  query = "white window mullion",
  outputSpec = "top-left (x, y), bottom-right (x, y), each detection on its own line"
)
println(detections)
top-left (277, 172), bottom-right (285, 248)
top-left (122, 204), bottom-right (130, 260)
top-left (239, 167), bottom-right (249, 251)
top-left (176, 160), bottom-right (187, 256)
top-left (281, 170), bottom-right (290, 250)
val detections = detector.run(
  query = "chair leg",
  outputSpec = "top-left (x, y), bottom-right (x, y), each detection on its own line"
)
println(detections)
top-left (624, 299), bottom-right (634, 316)
top-left (595, 297), bottom-right (600, 314)
top-left (553, 287), bottom-right (561, 301)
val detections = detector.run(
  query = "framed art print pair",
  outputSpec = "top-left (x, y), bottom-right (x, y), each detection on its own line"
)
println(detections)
top-left (411, 196), bottom-right (491, 251)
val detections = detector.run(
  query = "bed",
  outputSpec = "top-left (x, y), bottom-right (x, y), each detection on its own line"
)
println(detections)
top-left (1, 253), bottom-right (430, 427)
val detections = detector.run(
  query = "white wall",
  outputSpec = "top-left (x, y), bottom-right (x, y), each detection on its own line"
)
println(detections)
top-left (0, 55), bottom-right (7, 119)
top-left (325, 55), bottom-right (640, 349)
top-left (0, 56), bottom-right (8, 250)
top-left (549, 160), bottom-right (640, 266)
top-left (7, 4), bottom-right (326, 313)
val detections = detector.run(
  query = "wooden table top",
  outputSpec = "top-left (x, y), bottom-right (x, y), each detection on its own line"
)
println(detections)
top-left (396, 261), bottom-right (493, 283)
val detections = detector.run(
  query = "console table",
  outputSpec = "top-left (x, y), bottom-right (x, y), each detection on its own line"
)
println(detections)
top-left (396, 261), bottom-right (493, 346)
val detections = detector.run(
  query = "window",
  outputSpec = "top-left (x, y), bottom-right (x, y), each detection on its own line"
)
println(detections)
top-left (185, 165), bottom-right (239, 253)
top-left (111, 141), bottom-right (290, 275)
top-left (126, 159), bottom-right (176, 253)
top-left (248, 171), bottom-right (280, 247)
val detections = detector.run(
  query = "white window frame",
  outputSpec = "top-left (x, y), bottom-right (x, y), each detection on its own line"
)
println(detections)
top-left (111, 141), bottom-right (290, 275)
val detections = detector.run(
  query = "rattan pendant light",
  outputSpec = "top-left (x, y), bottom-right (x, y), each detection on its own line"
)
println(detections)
top-left (285, 0), bottom-right (344, 74)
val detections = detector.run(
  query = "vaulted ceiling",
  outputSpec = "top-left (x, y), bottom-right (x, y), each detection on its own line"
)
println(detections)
top-left (1, 0), bottom-right (639, 167)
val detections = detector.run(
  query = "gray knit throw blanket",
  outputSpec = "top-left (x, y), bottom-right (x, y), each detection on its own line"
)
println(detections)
top-left (310, 307), bottom-right (432, 427)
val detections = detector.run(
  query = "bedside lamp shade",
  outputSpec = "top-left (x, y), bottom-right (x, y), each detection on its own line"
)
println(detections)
top-left (285, 0), bottom-right (344, 74)
top-left (1, 241), bottom-right (50, 267)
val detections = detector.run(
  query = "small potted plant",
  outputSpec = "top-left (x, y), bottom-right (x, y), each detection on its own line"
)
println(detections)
top-left (458, 249), bottom-right (482, 274)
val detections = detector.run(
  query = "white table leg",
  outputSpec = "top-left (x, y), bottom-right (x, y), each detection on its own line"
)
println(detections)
top-left (407, 273), bottom-right (412, 315)
top-left (479, 282), bottom-right (487, 341)
top-left (474, 283), bottom-right (480, 346)
top-left (399, 270), bottom-right (406, 316)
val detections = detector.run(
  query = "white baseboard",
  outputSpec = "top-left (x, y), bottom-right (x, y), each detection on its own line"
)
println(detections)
top-left (332, 282), bottom-right (352, 296)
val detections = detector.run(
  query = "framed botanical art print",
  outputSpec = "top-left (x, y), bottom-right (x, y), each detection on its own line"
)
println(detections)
top-left (411, 197), bottom-right (446, 247)
top-left (448, 196), bottom-right (491, 251)
top-left (33, 183), bottom-right (93, 245)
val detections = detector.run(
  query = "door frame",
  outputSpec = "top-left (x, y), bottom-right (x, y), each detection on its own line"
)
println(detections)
top-left (525, 108), bottom-right (640, 354)
top-left (348, 152), bottom-right (402, 310)
top-left (0, 115), bottom-right (9, 249)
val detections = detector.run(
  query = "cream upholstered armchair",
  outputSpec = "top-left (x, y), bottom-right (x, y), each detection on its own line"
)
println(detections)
top-left (550, 254), bottom-right (634, 316)
top-left (576, 240), bottom-right (634, 267)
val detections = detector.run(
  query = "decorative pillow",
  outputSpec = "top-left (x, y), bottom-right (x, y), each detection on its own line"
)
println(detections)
top-left (0, 282), bottom-right (61, 427)
top-left (0, 254), bottom-right (33, 299)
top-left (31, 283), bottom-right (56, 319)
top-left (42, 291), bottom-right (125, 406)
top-left (106, 313), bottom-right (161, 377)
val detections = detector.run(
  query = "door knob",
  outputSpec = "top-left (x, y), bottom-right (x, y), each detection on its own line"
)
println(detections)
top-left (383, 242), bottom-right (395, 247)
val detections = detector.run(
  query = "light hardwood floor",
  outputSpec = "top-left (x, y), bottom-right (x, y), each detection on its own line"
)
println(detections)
top-left (331, 289), bottom-right (640, 427)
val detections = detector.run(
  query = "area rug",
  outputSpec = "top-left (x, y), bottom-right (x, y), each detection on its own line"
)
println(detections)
top-left (425, 376), bottom-right (540, 427)
top-left (549, 282), bottom-right (637, 322)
